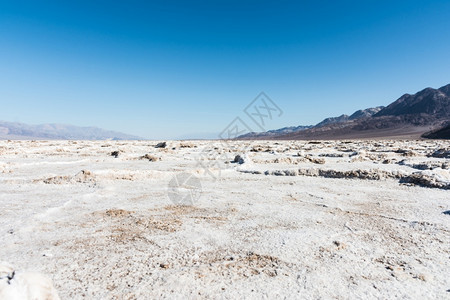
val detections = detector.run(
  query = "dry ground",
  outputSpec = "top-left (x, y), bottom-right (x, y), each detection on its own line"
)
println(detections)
top-left (0, 140), bottom-right (449, 299)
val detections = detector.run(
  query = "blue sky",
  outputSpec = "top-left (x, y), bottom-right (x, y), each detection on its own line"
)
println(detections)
top-left (1, 0), bottom-right (449, 139)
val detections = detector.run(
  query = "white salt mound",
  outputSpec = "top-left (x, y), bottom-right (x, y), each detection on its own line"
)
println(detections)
top-left (0, 262), bottom-right (60, 300)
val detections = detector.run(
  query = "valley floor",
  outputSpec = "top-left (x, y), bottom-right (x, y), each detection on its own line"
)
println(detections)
top-left (0, 140), bottom-right (449, 299)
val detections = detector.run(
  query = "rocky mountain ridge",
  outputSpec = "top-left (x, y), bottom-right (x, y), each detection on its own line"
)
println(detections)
top-left (238, 84), bottom-right (450, 140)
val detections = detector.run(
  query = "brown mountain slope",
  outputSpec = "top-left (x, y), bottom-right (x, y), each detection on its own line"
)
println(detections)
top-left (422, 122), bottom-right (450, 139)
top-left (247, 84), bottom-right (450, 140)
top-left (270, 115), bottom-right (440, 140)
top-left (375, 84), bottom-right (450, 117)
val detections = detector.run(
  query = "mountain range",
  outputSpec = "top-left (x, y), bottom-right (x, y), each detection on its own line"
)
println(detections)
top-left (239, 83), bottom-right (450, 140)
top-left (2, 83), bottom-right (449, 140)
top-left (315, 106), bottom-right (385, 128)
top-left (0, 121), bottom-right (142, 140)
top-left (238, 125), bottom-right (313, 138)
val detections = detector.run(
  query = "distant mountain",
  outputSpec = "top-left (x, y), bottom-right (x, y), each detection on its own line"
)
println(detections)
top-left (349, 106), bottom-right (384, 120)
top-left (240, 106), bottom-right (384, 138)
top-left (314, 106), bottom-right (385, 128)
top-left (238, 84), bottom-right (450, 140)
top-left (0, 121), bottom-right (142, 140)
top-left (238, 125), bottom-right (313, 139)
top-left (375, 86), bottom-right (450, 118)
top-left (315, 114), bottom-right (349, 128)
top-left (314, 106), bottom-right (384, 127)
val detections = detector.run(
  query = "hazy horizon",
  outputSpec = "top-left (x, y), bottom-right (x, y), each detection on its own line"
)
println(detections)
top-left (1, 1), bottom-right (450, 139)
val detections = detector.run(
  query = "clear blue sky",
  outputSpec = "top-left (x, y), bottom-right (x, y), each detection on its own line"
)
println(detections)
top-left (1, 0), bottom-right (449, 139)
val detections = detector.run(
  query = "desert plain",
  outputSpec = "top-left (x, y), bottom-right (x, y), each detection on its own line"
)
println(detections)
top-left (0, 139), bottom-right (449, 299)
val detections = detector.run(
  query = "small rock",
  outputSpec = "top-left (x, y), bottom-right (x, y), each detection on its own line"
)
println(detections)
top-left (179, 143), bottom-right (195, 148)
top-left (417, 273), bottom-right (433, 282)
top-left (429, 148), bottom-right (450, 158)
top-left (250, 147), bottom-right (262, 152)
top-left (73, 170), bottom-right (95, 183)
top-left (402, 150), bottom-right (417, 157)
top-left (140, 154), bottom-right (159, 162)
top-left (224, 255), bottom-right (234, 261)
top-left (233, 155), bottom-right (245, 164)
top-left (333, 240), bottom-right (347, 250)
top-left (110, 151), bottom-right (120, 158)
top-left (306, 156), bottom-right (325, 164)
top-left (155, 142), bottom-right (167, 148)
top-left (159, 263), bottom-right (169, 269)
top-left (397, 159), bottom-right (406, 165)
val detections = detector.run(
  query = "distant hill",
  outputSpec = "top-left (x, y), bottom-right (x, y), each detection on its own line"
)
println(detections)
top-left (314, 107), bottom-right (384, 128)
top-left (315, 114), bottom-right (350, 128)
top-left (349, 106), bottom-right (384, 120)
top-left (238, 125), bottom-right (313, 139)
top-left (240, 106), bottom-right (385, 138)
top-left (0, 121), bottom-right (142, 140)
top-left (422, 122), bottom-right (450, 139)
top-left (238, 84), bottom-right (450, 140)
top-left (375, 85), bottom-right (450, 117)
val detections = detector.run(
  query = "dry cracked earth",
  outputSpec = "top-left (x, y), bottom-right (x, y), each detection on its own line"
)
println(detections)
top-left (0, 139), bottom-right (449, 299)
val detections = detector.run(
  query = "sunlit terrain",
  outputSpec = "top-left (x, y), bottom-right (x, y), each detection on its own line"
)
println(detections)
top-left (1, 140), bottom-right (449, 299)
